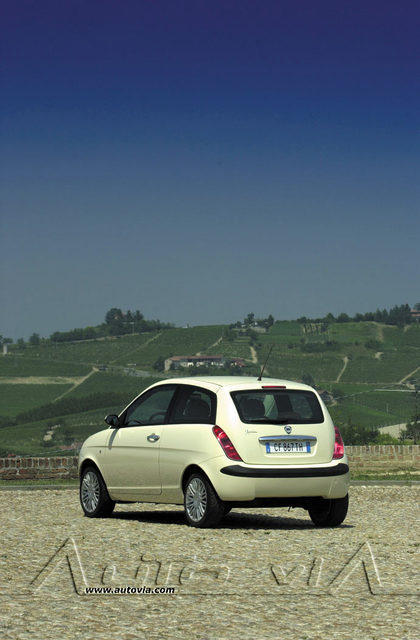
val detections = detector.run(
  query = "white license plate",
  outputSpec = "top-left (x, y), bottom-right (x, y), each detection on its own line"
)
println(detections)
top-left (265, 440), bottom-right (311, 453)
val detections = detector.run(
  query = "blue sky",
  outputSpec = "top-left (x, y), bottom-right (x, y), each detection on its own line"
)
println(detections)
top-left (1, 1), bottom-right (419, 339)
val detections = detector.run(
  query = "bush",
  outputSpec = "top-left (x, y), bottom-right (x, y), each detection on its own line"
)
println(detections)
top-left (340, 422), bottom-right (379, 445)
top-left (301, 341), bottom-right (340, 353)
top-left (153, 356), bottom-right (165, 372)
top-left (365, 339), bottom-right (381, 350)
top-left (301, 373), bottom-right (314, 386)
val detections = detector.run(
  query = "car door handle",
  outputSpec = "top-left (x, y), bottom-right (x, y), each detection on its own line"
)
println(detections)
top-left (147, 433), bottom-right (160, 442)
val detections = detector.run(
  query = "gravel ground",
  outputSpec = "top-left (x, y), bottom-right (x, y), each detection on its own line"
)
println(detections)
top-left (0, 487), bottom-right (418, 640)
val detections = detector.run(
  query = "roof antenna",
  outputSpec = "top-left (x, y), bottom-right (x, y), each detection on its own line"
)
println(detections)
top-left (258, 344), bottom-right (274, 381)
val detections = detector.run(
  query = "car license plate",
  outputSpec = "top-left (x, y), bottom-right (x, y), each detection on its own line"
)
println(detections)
top-left (265, 440), bottom-right (311, 453)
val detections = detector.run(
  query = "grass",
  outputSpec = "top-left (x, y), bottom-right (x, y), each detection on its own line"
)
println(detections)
top-left (329, 402), bottom-right (402, 429)
top-left (0, 377), bottom-right (163, 456)
top-left (256, 344), bottom-right (343, 381)
top-left (324, 383), bottom-right (415, 424)
top-left (381, 324), bottom-right (420, 349)
top-left (0, 404), bottom-right (124, 456)
top-left (206, 337), bottom-right (252, 360)
top-left (269, 321), bottom-right (302, 336)
top-left (346, 390), bottom-right (415, 421)
top-left (132, 326), bottom-right (225, 367)
top-left (0, 383), bottom-right (73, 417)
top-left (0, 356), bottom-right (90, 377)
top-left (342, 349), bottom-right (420, 382)
top-left (14, 333), bottom-right (156, 366)
top-left (349, 471), bottom-right (418, 483)
top-left (326, 322), bottom-right (379, 343)
top-left (0, 478), bottom-right (79, 486)
top-left (69, 372), bottom-right (162, 399)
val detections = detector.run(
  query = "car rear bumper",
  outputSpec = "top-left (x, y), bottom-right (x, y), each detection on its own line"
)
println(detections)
top-left (220, 462), bottom-right (349, 478)
top-left (202, 456), bottom-right (350, 501)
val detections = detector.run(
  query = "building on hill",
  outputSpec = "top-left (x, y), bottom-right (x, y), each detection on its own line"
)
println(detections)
top-left (410, 309), bottom-right (420, 322)
top-left (164, 355), bottom-right (245, 372)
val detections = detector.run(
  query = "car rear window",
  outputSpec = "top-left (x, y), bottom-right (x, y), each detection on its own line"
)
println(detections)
top-left (230, 389), bottom-right (324, 424)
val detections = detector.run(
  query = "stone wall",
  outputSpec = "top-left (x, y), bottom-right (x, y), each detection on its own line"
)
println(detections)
top-left (0, 457), bottom-right (78, 480)
top-left (345, 444), bottom-right (419, 473)
top-left (0, 446), bottom-right (418, 481)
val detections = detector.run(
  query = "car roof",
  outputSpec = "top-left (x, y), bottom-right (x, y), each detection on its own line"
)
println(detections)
top-left (152, 376), bottom-right (315, 393)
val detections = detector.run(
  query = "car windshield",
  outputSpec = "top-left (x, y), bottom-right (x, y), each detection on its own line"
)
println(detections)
top-left (230, 389), bottom-right (324, 424)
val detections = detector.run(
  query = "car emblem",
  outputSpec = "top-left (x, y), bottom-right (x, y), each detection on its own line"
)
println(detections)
top-left (284, 426), bottom-right (292, 434)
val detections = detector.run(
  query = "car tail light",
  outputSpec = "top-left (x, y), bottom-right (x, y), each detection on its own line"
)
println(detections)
top-left (333, 426), bottom-right (345, 459)
top-left (212, 426), bottom-right (242, 461)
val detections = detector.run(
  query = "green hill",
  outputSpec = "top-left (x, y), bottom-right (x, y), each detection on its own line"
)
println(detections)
top-left (1, 320), bottom-right (418, 454)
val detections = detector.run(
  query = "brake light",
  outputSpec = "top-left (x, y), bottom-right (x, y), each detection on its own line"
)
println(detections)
top-left (212, 426), bottom-right (242, 461)
top-left (262, 385), bottom-right (286, 389)
top-left (333, 426), bottom-right (345, 459)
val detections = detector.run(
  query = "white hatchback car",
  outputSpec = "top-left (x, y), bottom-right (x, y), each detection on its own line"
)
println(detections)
top-left (79, 376), bottom-right (350, 527)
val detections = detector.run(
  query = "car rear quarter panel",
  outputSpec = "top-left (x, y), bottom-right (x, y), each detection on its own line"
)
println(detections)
top-left (158, 423), bottom-right (225, 503)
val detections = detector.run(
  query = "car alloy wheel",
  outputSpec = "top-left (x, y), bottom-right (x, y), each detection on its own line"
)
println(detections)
top-left (79, 466), bottom-right (115, 518)
top-left (183, 472), bottom-right (226, 528)
top-left (81, 470), bottom-right (100, 513)
top-left (185, 476), bottom-right (208, 522)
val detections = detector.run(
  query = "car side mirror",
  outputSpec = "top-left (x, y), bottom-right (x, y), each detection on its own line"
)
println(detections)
top-left (105, 414), bottom-right (120, 428)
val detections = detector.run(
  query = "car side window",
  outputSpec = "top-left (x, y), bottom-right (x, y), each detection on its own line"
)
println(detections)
top-left (123, 385), bottom-right (177, 427)
top-left (169, 386), bottom-right (216, 424)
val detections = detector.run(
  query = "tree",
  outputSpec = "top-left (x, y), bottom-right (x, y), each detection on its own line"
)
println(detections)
top-left (339, 421), bottom-right (379, 445)
top-left (153, 356), bottom-right (165, 372)
top-left (400, 421), bottom-right (419, 444)
top-left (244, 312), bottom-right (255, 326)
top-left (104, 308), bottom-right (125, 335)
top-left (301, 372), bottom-right (314, 386)
top-left (337, 313), bottom-right (350, 323)
top-left (223, 328), bottom-right (235, 342)
top-left (415, 303), bottom-right (420, 311)
top-left (29, 333), bottom-right (40, 345)
top-left (63, 430), bottom-right (74, 446)
top-left (105, 308), bottom-right (124, 325)
top-left (17, 338), bottom-right (26, 349)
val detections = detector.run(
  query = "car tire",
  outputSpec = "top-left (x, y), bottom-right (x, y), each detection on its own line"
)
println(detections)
top-left (308, 494), bottom-right (349, 527)
top-left (184, 472), bottom-right (225, 528)
top-left (222, 504), bottom-right (232, 517)
top-left (80, 465), bottom-right (115, 518)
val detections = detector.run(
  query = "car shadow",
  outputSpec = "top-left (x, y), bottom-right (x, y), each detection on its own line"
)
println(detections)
top-left (111, 509), bottom-right (354, 530)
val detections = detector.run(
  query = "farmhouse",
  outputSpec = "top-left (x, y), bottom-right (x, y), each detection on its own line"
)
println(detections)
top-left (410, 308), bottom-right (420, 322)
top-left (164, 355), bottom-right (245, 371)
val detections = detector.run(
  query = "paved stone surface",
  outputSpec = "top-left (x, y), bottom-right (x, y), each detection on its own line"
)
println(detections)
top-left (0, 487), bottom-right (418, 639)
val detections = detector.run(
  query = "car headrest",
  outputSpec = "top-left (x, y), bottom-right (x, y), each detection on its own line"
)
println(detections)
top-left (241, 398), bottom-right (266, 419)
top-left (184, 397), bottom-right (211, 420)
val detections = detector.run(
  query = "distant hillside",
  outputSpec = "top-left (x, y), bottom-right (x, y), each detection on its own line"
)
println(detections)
top-left (0, 320), bottom-right (418, 454)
